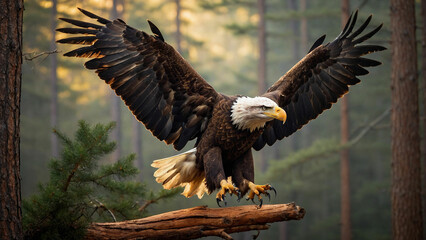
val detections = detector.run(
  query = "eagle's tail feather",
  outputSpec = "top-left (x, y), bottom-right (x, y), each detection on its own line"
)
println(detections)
top-left (151, 148), bottom-right (207, 199)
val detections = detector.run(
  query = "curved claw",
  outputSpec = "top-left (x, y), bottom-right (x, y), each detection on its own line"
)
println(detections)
top-left (266, 192), bottom-right (271, 202)
top-left (216, 195), bottom-right (227, 207)
top-left (216, 198), bottom-right (222, 207)
top-left (237, 189), bottom-right (242, 202)
top-left (270, 186), bottom-right (277, 197)
top-left (258, 198), bottom-right (263, 208)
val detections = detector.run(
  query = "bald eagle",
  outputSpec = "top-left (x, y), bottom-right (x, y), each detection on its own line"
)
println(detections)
top-left (57, 8), bottom-right (384, 206)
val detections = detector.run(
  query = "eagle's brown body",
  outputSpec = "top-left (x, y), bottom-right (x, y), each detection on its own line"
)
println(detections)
top-left (57, 8), bottom-right (385, 204)
top-left (195, 96), bottom-right (263, 193)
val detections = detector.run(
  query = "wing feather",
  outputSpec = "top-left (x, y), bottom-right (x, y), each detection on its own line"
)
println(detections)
top-left (254, 11), bottom-right (385, 150)
top-left (58, 8), bottom-right (220, 150)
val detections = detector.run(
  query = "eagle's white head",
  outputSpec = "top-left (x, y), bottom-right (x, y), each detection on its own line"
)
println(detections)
top-left (231, 96), bottom-right (287, 132)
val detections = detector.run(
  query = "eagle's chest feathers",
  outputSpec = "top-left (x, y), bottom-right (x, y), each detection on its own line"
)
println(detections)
top-left (216, 116), bottom-right (264, 157)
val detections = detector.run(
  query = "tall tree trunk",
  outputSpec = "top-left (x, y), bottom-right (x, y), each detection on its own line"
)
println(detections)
top-left (390, 0), bottom-right (423, 239)
top-left (0, 0), bottom-right (24, 239)
top-left (278, 220), bottom-right (287, 240)
top-left (50, 0), bottom-right (58, 157)
top-left (257, 0), bottom-right (267, 96)
top-left (287, 0), bottom-right (300, 65)
top-left (284, 0), bottom-right (300, 153)
top-left (299, 0), bottom-right (312, 149)
top-left (175, 0), bottom-right (182, 53)
top-left (110, 0), bottom-right (124, 160)
top-left (277, 1), bottom-right (301, 238)
top-left (132, 118), bottom-right (142, 179)
top-left (257, 0), bottom-right (267, 172)
top-left (340, 2), bottom-right (351, 240)
top-left (300, 0), bottom-right (308, 54)
top-left (421, 0), bottom-right (426, 237)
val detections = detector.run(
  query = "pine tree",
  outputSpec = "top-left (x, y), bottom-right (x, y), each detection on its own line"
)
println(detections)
top-left (23, 121), bottom-right (178, 240)
top-left (0, 0), bottom-right (24, 239)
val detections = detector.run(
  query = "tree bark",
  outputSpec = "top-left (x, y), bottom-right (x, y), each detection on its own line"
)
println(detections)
top-left (0, 0), bottom-right (24, 239)
top-left (110, 0), bottom-right (125, 160)
top-left (287, 0), bottom-right (300, 65)
top-left (50, 0), bottom-right (59, 157)
top-left (390, 0), bottom-right (423, 239)
top-left (257, 0), bottom-right (267, 172)
top-left (300, 0), bottom-right (308, 54)
top-left (175, 0), bottom-right (182, 54)
top-left (132, 118), bottom-right (142, 179)
top-left (421, 0), bottom-right (426, 237)
top-left (85, 203), bottom-right (305, 240)
top-left (340, 2), bottom-right (351, 240)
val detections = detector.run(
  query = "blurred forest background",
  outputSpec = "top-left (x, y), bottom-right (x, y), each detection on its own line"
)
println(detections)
top-left (21, 0), bottom-right (396, 239)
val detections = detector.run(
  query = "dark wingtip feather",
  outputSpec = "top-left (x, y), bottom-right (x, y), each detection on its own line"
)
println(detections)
top-left (308, 35), bottom-right (326, 53)
top-left (358, 57), bottom-right (382, 67)
top-left (353, 23), bottom-right (383, 45)
top-left (341, 10), bottom-right (358, 39)
top-left (78, 7), bottom-right (111, 24)
top-left (59, 17), bottom-right (103, 29)
top-left (56, 27), bottom-right (98, 35)
top-left (347, 15), bottom-right (372, 40)
top-left (147, 20), bottom-right (165, 42)
top-left (341, 11), bottom-right (354, 36)
top-left (57, 36), bottom-right (97, 45)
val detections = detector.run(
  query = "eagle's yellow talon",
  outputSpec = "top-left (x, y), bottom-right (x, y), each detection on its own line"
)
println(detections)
top-left (246, 182), bottom-right (275, 207)
top-left (216, 179), bottom-right (239, 207)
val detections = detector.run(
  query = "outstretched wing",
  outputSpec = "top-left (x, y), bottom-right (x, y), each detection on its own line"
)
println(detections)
top-left (253, 11), bottom-right (385, 150)
top-left (57, 8), bottom-right (221, 150)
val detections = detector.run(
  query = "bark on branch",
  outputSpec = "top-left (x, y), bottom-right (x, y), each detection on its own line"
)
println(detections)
top-left (85, 202), bottom-right (305, 240)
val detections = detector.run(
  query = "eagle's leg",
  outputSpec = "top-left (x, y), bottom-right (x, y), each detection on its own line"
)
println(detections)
top-left (231, 149), bottom-right (254, 198)
top-left (230, 149), bottom-right (276, 207)
top-left (203, 147), bottom-right (239, 207)
top-left (246, 182), bottom-right (276, 207)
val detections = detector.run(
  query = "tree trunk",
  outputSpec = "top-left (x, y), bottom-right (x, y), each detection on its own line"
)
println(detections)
top-left (390, 0), bottom-right (423, 239)
top-left (257, 0), bottom-right (267, 172)
top-left (340, 2), bottom-right (351, 240)
top-left (421, 0), bottom-right (426, 237)
top-left (50, 0), bottom-right (58, 157)
top-left (299, 0), bottom-right (313, 150)
top-left (287, 0), bottom-right (300, 65)
top-left (175, 0), bottom-right (182, 53)
top-left (85, 203), bottom-right (305, 240)
top-left (278, 221), bottom-right (288, 240)
top-left (300, 0), bottom-right (308, 54)
top-left (110, 0), bottom-right (125, 160)
top-left (132, 118), bottom-right (142, 179)
top-left (0, 0), bottom-right (24, 239)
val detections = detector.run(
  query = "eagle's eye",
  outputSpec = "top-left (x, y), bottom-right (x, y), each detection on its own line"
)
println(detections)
top-left (261, 106), bottom-right (270, 111)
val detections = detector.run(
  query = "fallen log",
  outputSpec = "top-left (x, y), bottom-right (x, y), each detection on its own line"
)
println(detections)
top-left (85, 202), bottom-right (305, 240)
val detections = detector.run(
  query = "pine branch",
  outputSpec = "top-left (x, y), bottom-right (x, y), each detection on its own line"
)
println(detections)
top-left (139, 189), bottom-right (181, 213)
top-left (23, 49), bottom-right (59, 61)
top-left (348, 107), bottom-right (391, 145)
top-left (62, 122), bottom-right (114, 192)
top-left (23, 121), bottom-right (168, 239)
top-left (63, 162), bottom-right (81, 192)
top-left (93, 199), bottom-right (117, 222)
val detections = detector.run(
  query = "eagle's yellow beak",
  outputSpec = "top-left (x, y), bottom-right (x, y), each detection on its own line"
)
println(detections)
top-left (264, 106), bottom-right (287, 123)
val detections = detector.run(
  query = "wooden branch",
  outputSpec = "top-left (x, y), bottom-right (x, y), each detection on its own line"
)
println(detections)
top-left (23, 49), bottom-right (59, 61)
top-left (85, 202), bottom-right (305, 240)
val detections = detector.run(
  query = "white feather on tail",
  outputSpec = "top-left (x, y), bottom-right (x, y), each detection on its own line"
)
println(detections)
top-left (151, 148), bottom-right (207, 199)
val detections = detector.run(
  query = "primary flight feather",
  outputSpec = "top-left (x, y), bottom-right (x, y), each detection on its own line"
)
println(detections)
top-left (57, 8), bottom-right (384, 206)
